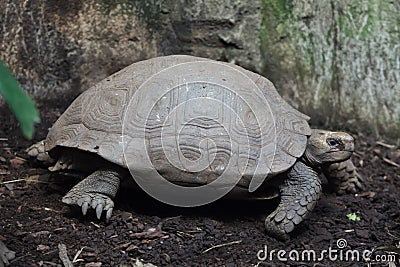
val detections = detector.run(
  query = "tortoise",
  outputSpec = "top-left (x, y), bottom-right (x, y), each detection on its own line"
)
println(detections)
top-left (27, 55), bottom-right (362, 240)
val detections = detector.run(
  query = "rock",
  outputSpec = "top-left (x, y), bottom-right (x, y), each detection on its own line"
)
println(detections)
top-left (0, 241), bottom-right (16, 266)
top-left (0, 0), bottom-right (398, 141)
top-left (355, 229), bottom-right (370, 239)
top-left (132, 258), bottom-right (157, 267)
top-left (0, 0), bottom-right (261, 100)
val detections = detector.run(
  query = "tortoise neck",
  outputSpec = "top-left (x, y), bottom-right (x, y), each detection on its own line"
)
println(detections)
top-left (300, 149), bottom-right (323, 171)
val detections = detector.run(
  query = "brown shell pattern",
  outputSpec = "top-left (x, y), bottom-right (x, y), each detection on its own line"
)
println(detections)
top-left (45, 55), bottom-right (311, 188)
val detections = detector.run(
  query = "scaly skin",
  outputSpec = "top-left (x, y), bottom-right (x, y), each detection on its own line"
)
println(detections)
top-left (27, 129), bottom-right (359, 240)
top-left (265, 161), bottom-right (321, 240)
top-left (264, 130), bottom-right (356, 240)
top-left (323, 158), bottom-right (363, 194)
top-left (61, 169), bottom-right (122, 222)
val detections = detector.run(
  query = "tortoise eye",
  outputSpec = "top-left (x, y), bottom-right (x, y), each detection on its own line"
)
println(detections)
top-left (327, 138), bottom-right (340, 148)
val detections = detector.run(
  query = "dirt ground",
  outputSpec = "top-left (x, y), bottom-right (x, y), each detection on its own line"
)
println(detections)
top-left (0, 102), bottom-right (399, 267)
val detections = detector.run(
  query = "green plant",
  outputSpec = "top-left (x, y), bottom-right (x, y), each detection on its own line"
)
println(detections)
top-left (346, 212), bottom-right (361, 222)
top-left (0, 61), bottom-right (40, 139)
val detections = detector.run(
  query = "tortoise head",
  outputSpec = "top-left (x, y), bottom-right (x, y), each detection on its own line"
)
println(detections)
top-left (303, 129), bottom-right (354, 167)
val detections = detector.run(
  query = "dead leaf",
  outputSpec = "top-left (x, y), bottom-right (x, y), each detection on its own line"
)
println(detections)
top-left (85, 262), bottom-right (102, 267)
top-left (373, 148), bottom-right (382, 156)
top-left (355, 191), bottom-right (376, 198)
top-left (0, 169), bottom-right (10, 175)
top-left (10, 158), bottom-right (25, 168)
top-left (4, 184), bottom-right (13, 191)
top-left (113, 242), bottom-right (132, 251)
top-left (31, 231), bottom-right (50, 238)
top-left (37, 244), bottom-right (50, 252)
top-left (126, 244), bottom-right (138, 252)
top-left (389, 150), bottom-right (400, 160)
top-left (130, 227), bottom-right (167, 239)
top-left (132, 258), bottom-right (157, 267)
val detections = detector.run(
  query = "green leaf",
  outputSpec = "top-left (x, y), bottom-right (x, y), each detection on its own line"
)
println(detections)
top-left (0, 61), bottom-right (40, 139)
top-left (346, 213), bottom-right (361, 222)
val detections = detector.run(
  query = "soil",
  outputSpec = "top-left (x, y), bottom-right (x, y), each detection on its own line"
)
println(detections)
top-left (0, 102), bottom-right (399, 267)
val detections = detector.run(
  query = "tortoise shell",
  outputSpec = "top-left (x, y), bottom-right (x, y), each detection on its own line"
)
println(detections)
top-left (45, 55), bottom-right (311, 191)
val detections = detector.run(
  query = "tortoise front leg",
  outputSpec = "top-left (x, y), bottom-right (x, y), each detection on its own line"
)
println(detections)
top-left (265, 161), bottom-right (322, 240)
top-left (62, 169), bottom-right (123, 222)
top-left (323, 158), bottom-right (363, 194)
top-left (26, 140), bottom-right (54, 164)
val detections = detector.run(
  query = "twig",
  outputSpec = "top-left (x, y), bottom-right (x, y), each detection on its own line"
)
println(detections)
top-left (386, 229), bottom-right (400, 239)
top-left (129, 227), bottom-right (167, 239)
top-left (0, 178), bottom-right (49, 185)
top-left (383, 157), bottom-right (400, 168)
top-left (163, 215), bottom-right (182, 222)
top-left (58, 243), bottom-right (73, 267)
top-left (14, 156), bottom-right (26, 161)
top-left (202, 240), bottom-right (242, 253)
top-left (176, 231), bottom-right (194, 238)
top-left (90, 222), bottom-right (101, 228)
top-left (376, 141), bottom-right (397, 149)
top-left (72, 246), bottom-right (85, 263)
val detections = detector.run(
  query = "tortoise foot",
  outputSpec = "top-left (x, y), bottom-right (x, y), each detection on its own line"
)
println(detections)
top-left (26, 140), bottom-right (54, 163)
top-left (62, 192), bottom-right (114, 222)
top-left (61, 169), bottom-right (121, 222)
top-left (264, 213), bottom-right (291, 241)
top-left (336, 174), bottom-right (363, 194)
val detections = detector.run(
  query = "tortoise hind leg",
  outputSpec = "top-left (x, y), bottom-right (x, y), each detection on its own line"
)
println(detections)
top-left (62, 169), bottom-right (122, 222)
top-left (265, 161), bottom-right (322, 240)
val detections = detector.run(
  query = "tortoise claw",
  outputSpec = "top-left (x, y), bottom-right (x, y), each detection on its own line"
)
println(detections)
top-left (96, 203), bottom-right (104, 220)
top-left (62, 193), bottom-right (114, 222)
top-left (81, 202), bottom-right (89, 215)
top-left (106, 208), bottom-right (113, 223)
top-left (61, 169), bottom-right (120, 222)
